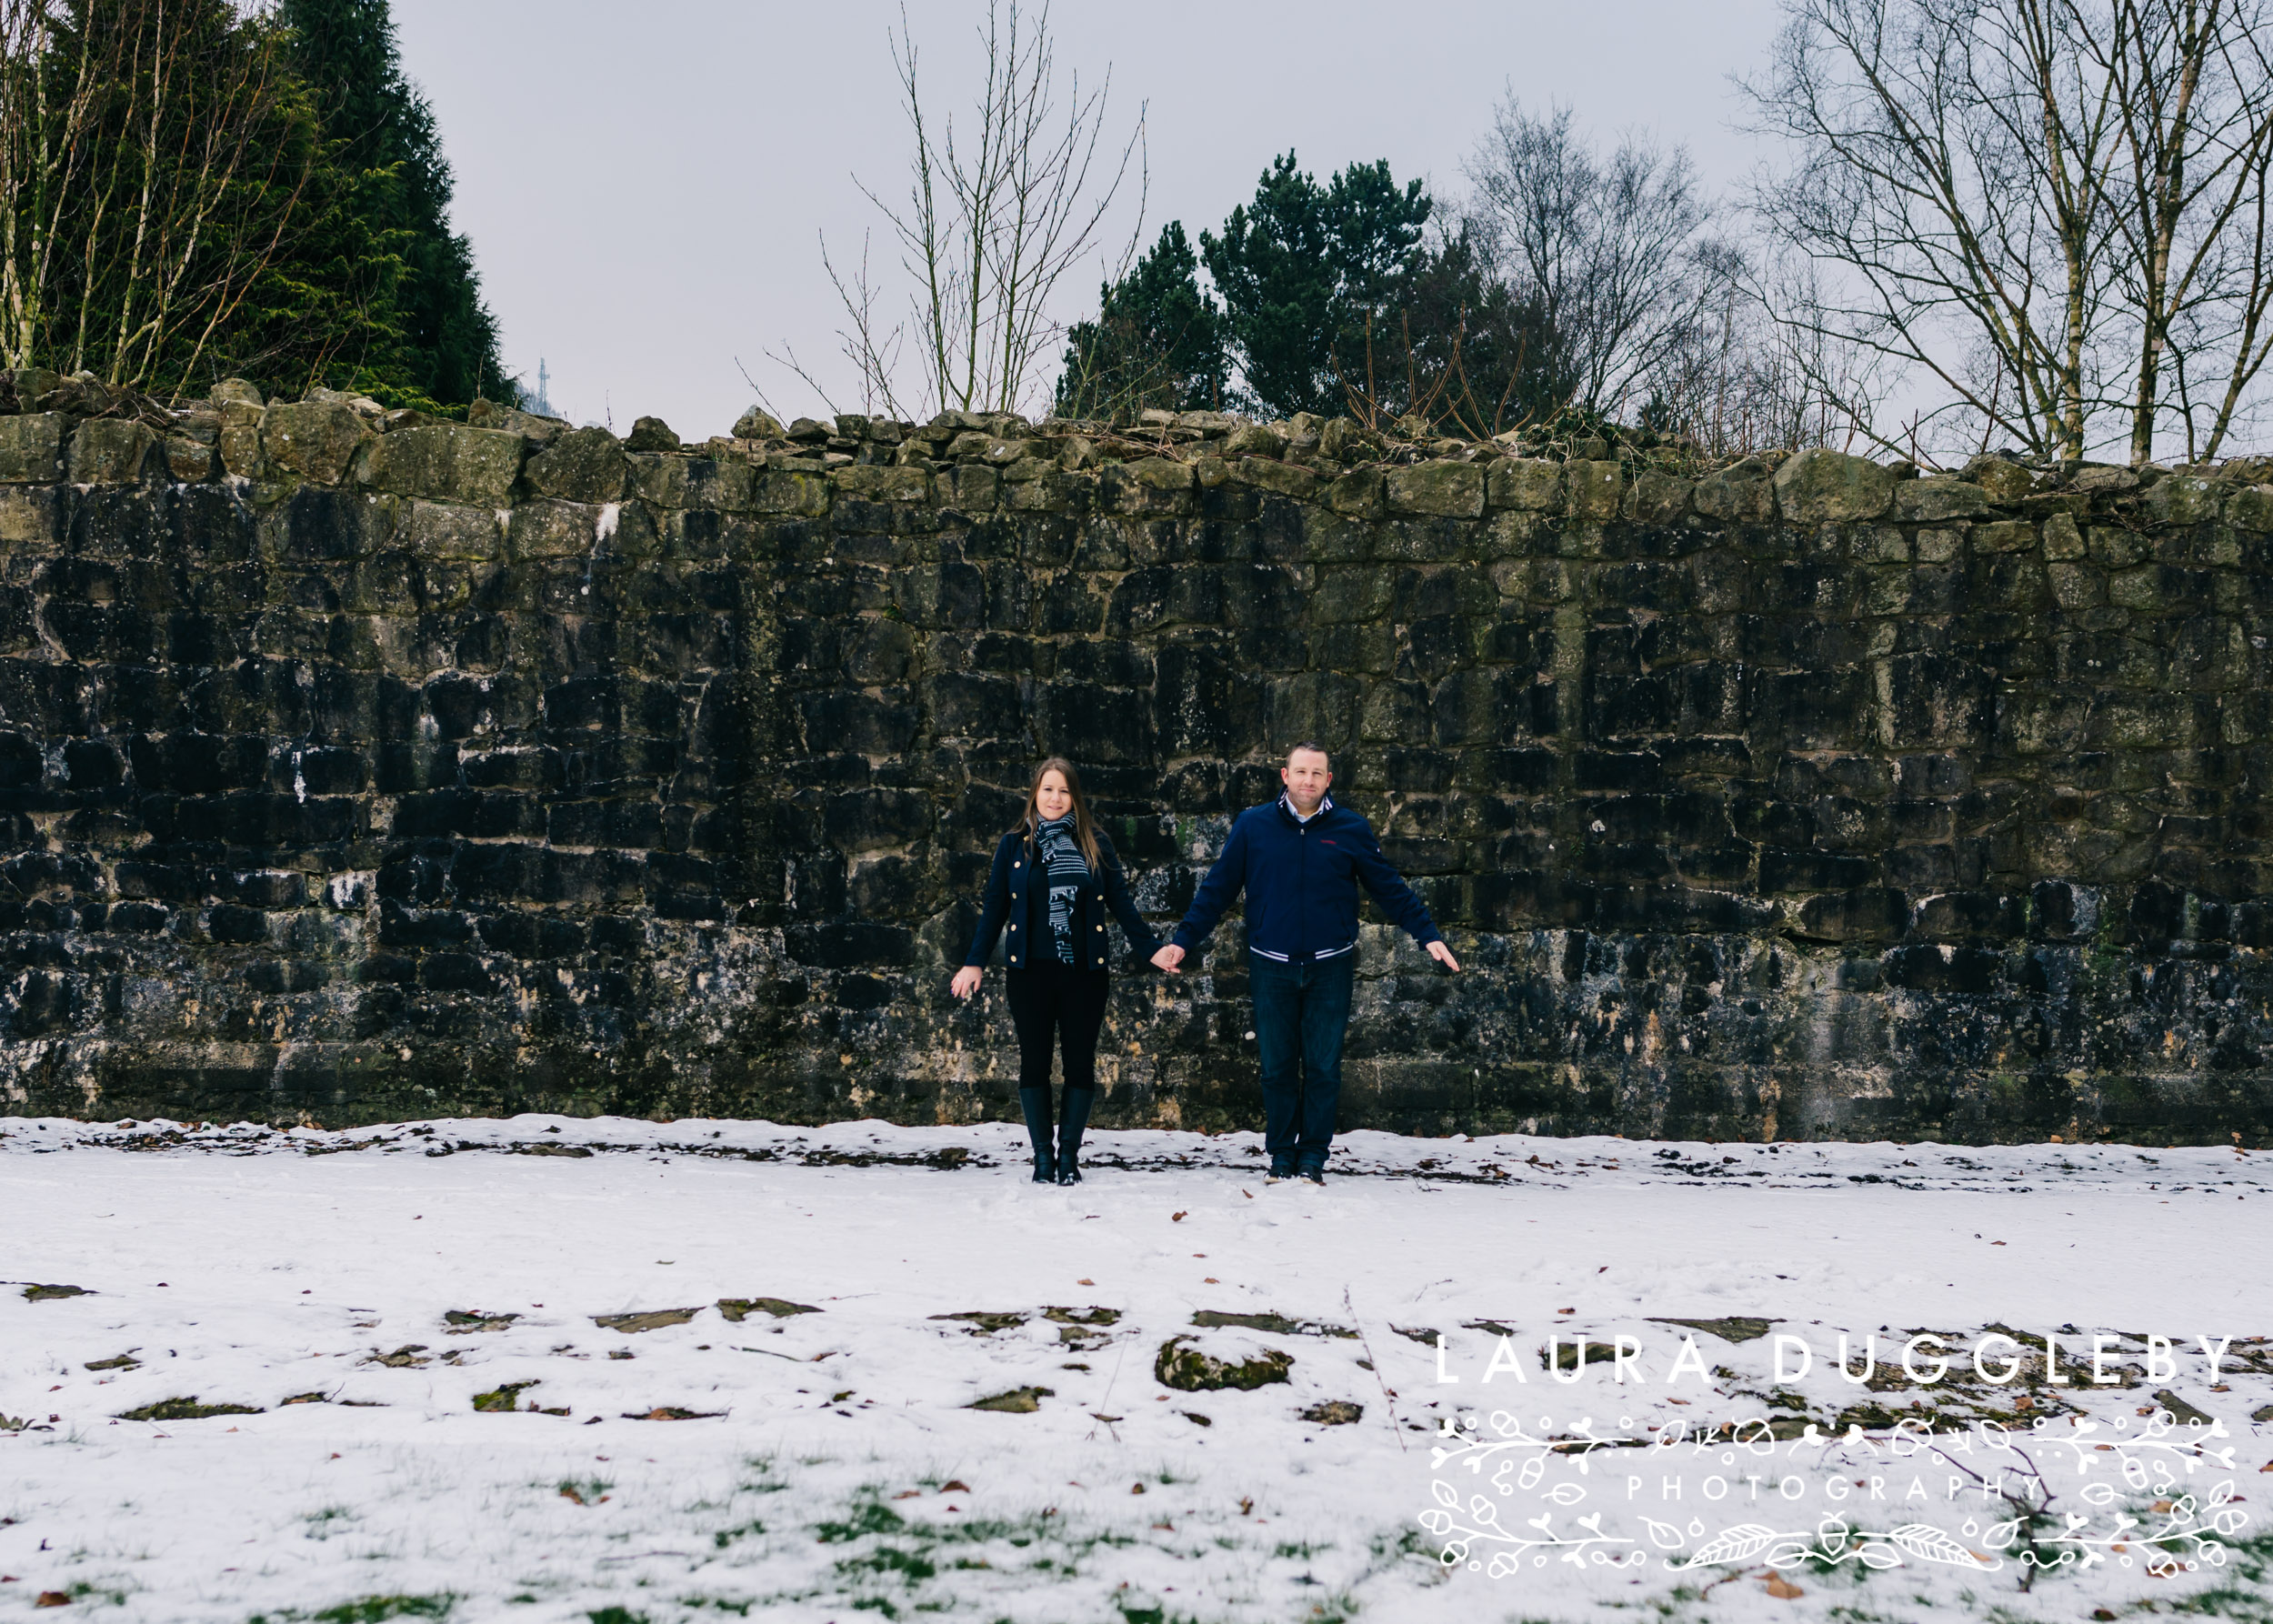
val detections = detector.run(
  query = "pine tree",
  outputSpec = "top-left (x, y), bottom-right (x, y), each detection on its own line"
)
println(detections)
top-left (1053, 222), bottom-right (1229, 423)
top-left (1199, 153), bottom-right (1432, 419)
top-left (276, 0), bottom-right (507, 408)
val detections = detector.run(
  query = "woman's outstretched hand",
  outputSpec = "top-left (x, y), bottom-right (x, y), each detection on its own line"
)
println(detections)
top-left (950, 966), bottom-right (983, 1000)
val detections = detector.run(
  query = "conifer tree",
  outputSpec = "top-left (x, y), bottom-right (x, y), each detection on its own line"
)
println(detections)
top-left (1054, 222), bottom-right (1228, 423)
top-left (1200, 153), bottom-right (1432, 419)
top-left (277, 0), bottom-right (507, 407)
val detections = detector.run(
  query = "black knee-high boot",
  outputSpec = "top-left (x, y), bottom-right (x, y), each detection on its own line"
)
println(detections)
top-left (1018, 1087), bottom-right (1056, 1182)
top-left (1055, 1086), bottom-right (1094, 1184)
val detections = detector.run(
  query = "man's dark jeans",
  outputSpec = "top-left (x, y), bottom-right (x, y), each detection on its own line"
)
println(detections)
top-left (1248, 949), bottom-right (1357, 1168)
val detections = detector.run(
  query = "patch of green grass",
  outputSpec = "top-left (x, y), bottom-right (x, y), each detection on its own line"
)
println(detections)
top-left (248, 1598), bottom-right (456, 1624)
top-left (816, 1499), bottom-right (906, 1542)
top-left (585, 1609), bottom-right (648, 1624)
top-left (2169, 1529), bottom-right (2273, 1620)
top-left (712, 1518), bottom-right (766, 1550)
top-left (836, 1546), bottom-right (937, 1584)
top-left (1273, 1539), bottom-right (1324, 1559)
top-left (1111, 1601), bottom-right (1204, 1624)
top-left (312, 1602), bottom-right (452, 1624)
top-left (116, 1396), bottom-right (262, 1421)
top-left (1367, 1524), bottom-right (1435, 1562)
top-left (848, 1600), bottom-right (896, 1619)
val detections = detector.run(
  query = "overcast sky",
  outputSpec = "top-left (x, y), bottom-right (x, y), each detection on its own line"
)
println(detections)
top-left (392, 0), bottom-right (1786, 436)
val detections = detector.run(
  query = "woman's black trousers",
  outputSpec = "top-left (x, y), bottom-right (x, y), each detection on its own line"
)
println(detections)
top-left (1005, 963), bottom-right (1109, 1160)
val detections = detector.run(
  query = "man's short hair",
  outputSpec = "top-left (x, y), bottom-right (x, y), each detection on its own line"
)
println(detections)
top-left (1285, 741), bottom-right (1332, 768)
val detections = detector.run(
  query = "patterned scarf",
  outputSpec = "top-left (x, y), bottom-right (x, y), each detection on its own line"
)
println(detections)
top-left (1035, 815), bottom-right (1089, 963)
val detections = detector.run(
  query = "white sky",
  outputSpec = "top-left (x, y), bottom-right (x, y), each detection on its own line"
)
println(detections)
top-left (392, 0), bottom-right (1785, 435)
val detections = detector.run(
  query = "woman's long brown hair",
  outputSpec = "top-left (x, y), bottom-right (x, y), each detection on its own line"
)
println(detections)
top-left (1015, 757), bottom-right (1104, 874)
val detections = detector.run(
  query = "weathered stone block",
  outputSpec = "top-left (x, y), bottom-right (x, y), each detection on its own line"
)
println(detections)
top-left (1693, 457), bottom-right (1772, 522)
top-left (356, 424), bottom-right (526, 504)
top-left (219, 421), bottom-right (265, 479)
top-left (2148, 474), bottom-right (2218, 526)
top-left (2042, 511), bottom-right (2085, 559)
top-left (165, 437), bottom-right (218, 482)
top-left (0, 413), bottom-right (67, 483)
top-left (1565, 459), bottom-right (1624, 519)
top-left (510, 499), bottom-right (608, 561)
top-left (401, 500), bottom-right (505, 562)
top-left (1312, 566), bottom-right (1395, 624)
top-left (1971, 519), bottom-right (2037, 553)
top-left (1326, 469), bottom-right (1384, 516)
top-left (2229, 484), bottom-right (2273, 533)
top-left (1958, 455), bottom-right (2038, 502)
top-left (1915, 527), bottom-right (1960, 563)
top-left (634, 455), bottom-right (755, 512)
top-left (938, 465), bottom-right (1000, 512)
top-left (0, 486), bottom-right (59, 544)
top-left (1624, 469), bottom-right (1691, 524)
top-left (2108, 567), bottom-right (2161, 609)
top-left (1386, 460), bottom-right (1484, 517)
top-left (1006, 471), bottom-right (1078, 512)
top-left (1895, 477), bottom-right (1991, 521)
top-left (526, 426), bottom-right (627, 504)
top-left (261, 402), bottom-right (370, 486)
top-left (2088, 526), bottom-right (2148, 566)
top-left (1774, 447), bottom-right (1893, 522)
top-left (1487, 457), bottom-right (1564, 513)
top-left (1849, 526), bottom-right (1908, 565)
top-left (1230, 458), bottom-right (1319, 502)
top-left (2047, 561), bottom-right (2100, 608)
top-left (831, 465), bottom-right (931, 503)
top-left (754, 468), bottom-right (833, 516)
top-left (66, 419), bottom-right (158, 484)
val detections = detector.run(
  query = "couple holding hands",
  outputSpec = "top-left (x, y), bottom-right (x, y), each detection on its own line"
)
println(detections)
top-left (950, 744), bottom-right (1461, 1187)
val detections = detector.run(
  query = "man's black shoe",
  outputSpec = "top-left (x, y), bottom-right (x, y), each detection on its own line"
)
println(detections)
top-left (1297, 1164), bottom-right (1326, 1186)
top-left (1032, 1150), bottom-right (1057, 1183)
top-left (1056, 1155), bottom-right (1083, 1186)
top-left (1267, 1158), bottom-right (1295, 1182)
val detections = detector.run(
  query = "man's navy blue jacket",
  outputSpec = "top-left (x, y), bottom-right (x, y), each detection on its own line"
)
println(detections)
top-left (1169, 795), bottom-right (1441, 961)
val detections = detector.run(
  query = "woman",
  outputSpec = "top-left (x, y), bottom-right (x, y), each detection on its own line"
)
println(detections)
top-left (952, 758), bottom-right (1159, 1185)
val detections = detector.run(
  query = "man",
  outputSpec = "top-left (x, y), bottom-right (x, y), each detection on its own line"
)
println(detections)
top-left (1151, 743), bottom-right (1459, 1183)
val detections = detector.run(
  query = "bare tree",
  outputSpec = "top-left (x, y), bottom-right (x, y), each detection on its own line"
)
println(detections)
top-left (777, 2), bottom-right (1145, 421)
top-left (1743, 0), bottom-right (2115, 461)
top-left (1746, 0), bottom-right (2273, 465)
top-left (2091, 0), bottom-right (2273, 461)
top-left (1462, 95), bottom-right (1722, 418)
top-left (2, 0), bottom-right (313, 396)
top-left (1, 0), bottom-right (109, 372)
top-left (1644, 243), bottom-right (1891, 455)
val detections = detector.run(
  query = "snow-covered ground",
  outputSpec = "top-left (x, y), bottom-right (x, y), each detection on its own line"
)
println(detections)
top-left (2, 1115), bottom-right (2269, 1624)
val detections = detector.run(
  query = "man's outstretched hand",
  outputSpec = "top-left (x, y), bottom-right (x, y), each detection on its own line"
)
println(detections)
top-left (1151, 943), bottom-right (1186, 974)
top-left (1427, 940), bottom-right (1462, 972)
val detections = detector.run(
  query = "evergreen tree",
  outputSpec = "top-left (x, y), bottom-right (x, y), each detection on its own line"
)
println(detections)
top-left (277, 0), bottom-right (508, 407)
top-left (1199, 153), bottom-right (1432, 418)
top-left (1054, 222), bottom-right (1228, 422)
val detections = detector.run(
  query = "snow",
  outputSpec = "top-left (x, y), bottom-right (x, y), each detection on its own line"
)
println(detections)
top-left (1, 1115), bottom-right (2268, 1622)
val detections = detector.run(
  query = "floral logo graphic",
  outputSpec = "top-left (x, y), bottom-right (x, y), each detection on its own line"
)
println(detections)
top-left (1421, 1408), bottom-right (2252, 1583)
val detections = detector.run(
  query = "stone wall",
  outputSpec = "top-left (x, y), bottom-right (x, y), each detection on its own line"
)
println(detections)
top-left (0, 374), bottom-right (2268, 1144)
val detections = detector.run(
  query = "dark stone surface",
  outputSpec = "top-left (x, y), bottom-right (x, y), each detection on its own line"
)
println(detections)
top-left (0, 407), bottom-right (2268, 1145)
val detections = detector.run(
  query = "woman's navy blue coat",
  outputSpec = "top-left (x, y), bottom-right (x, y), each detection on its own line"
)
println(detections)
top-left (963, 826), bottom-right (1161, 971)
